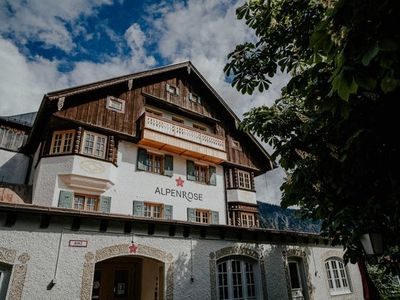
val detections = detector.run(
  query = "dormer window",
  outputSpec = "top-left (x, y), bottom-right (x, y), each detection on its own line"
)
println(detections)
top-left (189, 92), bottom-right (201, 104)
top-left (106, 96), bottom-right (125, 113)
top-left (166, 83), bottom-right (179, 96)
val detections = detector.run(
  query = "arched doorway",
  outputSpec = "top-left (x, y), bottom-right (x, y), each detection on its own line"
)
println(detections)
top-left (91, 256), bottom-right (164, 300)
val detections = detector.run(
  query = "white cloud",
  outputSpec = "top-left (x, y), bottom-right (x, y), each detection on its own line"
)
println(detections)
top-left (0, 0), bottom-right (113, 52)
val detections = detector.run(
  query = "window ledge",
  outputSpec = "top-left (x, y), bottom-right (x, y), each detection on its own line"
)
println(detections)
top-left (330, 290), bottom-right (352, 296)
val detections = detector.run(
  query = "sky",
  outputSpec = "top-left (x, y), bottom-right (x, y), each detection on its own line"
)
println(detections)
top-left (0, 0), bottom-right (288, 204)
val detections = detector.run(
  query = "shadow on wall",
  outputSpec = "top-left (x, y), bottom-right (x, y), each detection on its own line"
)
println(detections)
top-left (0, 150), bottom-right (29, 184)
top-left (0, 183), bottom-right (32, 204)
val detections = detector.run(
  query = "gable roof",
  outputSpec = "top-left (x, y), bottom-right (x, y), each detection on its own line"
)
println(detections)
top-left (0, 112), bottom-right (37, 128)
top-left (27, 61), bottom-right (275, 169)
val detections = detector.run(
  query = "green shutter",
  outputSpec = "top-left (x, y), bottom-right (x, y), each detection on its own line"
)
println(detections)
top-left (99, 196), bottom-right (112, 213)
top-left (164, 155), bottom-right (174, 177)
top-left (187, 208), bottom-right (196, 222)
top-left (209, 166), bottom-right (216, 185)
top-left (164, 205), bottom-right (173, 220)
top-left (186, 160), bottom-right (195, 181)
top-left (137, 148), bottom-right (147, 171)
top-left (211, 211), bottom-right (219, 224)
top-left (58, 190), bottom-right (73, 208)
top-left (133, 201), bottom-right (144, 216)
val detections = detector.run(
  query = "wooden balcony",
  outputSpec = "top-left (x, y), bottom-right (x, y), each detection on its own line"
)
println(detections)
top-left (138, 113), bottom-right (227, 163)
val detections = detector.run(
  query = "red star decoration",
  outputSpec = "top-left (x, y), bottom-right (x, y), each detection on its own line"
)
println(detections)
top-left (129, 243), bottom-right (138, 253)
top-left (176, 176), bottom-right (184, 187)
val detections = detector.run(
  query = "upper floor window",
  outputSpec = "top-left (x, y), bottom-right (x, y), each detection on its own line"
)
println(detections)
top-left (217, 258), bottom-right (257, 300)
top-left (240, 212), bottom-right (256, 227)
top-left (166, 83), bottom-right (179, 96)
top-left (106, 96), bottom-right (125, 113)
top-left (172, 116), bottom-right (184, 124)
top-left (189, 92), bottom-right (201, 104)
top-left (186, 160), bottom-right (216, 185)
top-left (145, 108), bottom-right (163, 117)
top-left (82, 131), bottom-right (107, 159)
top-left (232, 140), bottom-right (242, 151)
top-left (50, 130), bottom-right (75, 154)
top-left (193, 123), bottom-right (207, 132)
top-left (137, 148), bottom-right (174, 176)
top-left (325, 258), bottom-right (351, 295)
top-left (133, 200), bottom-right (173, 220)
top-left (238, 170), bottom-right (251, 190)
top-left (0, 126), bottom-right (27, 151)
top-left (74, 194), bottom-right (98, 211)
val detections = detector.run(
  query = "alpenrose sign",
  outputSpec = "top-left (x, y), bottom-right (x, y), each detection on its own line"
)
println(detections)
top-left (154, 176), bottom-right (204, 202)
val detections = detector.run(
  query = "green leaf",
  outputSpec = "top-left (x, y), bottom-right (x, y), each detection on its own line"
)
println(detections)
top-left (361, 43), bottom-right (379, 66)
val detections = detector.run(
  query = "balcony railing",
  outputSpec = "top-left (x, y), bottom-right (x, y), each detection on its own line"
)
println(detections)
top-left (141, 113), bottom-right (225, 151)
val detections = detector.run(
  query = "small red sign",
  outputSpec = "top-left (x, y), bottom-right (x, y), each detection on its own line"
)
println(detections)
top-left (69, 240), bottom-right (88, 247)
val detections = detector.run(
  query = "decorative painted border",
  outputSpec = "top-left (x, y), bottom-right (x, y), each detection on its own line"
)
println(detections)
top-left (282, 248), bottom-right (313, 300)
top-left (0, 247), bottom-right (30, 300)
top-left (209, 245), bottom-right (268, 300)
top-left (80, 243), bottom-right (174, 300)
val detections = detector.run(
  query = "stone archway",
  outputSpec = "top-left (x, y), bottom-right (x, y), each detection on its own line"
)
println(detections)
top-left (80, 243), bottom-right (174, 300)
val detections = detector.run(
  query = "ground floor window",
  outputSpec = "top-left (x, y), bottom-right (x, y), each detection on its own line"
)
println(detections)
top-left (195, 209), bottom-right (210, 224)
top-left (217, 258), bottom-right (257, 300)
top-left (325, 258), bottom-right (351, 295)
top-left (0, 263), bottom-right (11, 300)
top-left (144, 202), bottom-right (163, 218)
top-left (288, 258), bottom-right (308, 300)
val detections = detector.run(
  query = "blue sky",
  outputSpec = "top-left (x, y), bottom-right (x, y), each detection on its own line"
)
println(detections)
top-left (0, 0), bottom-right (287, 203)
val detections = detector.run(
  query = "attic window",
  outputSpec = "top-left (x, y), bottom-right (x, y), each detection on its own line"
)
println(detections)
top-left (232, 140), bottom-right (242, 150)
top-left (189, 92), bottom-right (201, 104)
top-left (166, 83), bottom-right (179, 96)
top-left (106, 96), bottom-right (125, 113)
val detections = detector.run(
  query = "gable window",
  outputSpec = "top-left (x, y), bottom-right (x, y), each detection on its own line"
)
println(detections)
top-left (106, 96), bottom-right (125, 113)
top-left (237, 170), bottom-right (251, 190)
top-left (325, 258), bottom-right (351, 295)
top-left (133, 201), bottom-right (173, 220)
top-left (187, 160), bottom-right (216, 185)
top-left (189, 92), bottom-right (201, 104)
top-left (166, 83), bottom-right (179, 95)
top-left (187, 208), bottom-right (219, 224)
top-left (217, 258), bottom-right (257, 300)
top-left (137, 148), bottom-right (173, 176)
top-left (232, 140), bottom-right (242, 150)
top-left (82, 131), bottom-right (107, 159)
top-left (50, 130), bottom-right (75, 154)
top-left (74, 194), bottom-right (98, 211)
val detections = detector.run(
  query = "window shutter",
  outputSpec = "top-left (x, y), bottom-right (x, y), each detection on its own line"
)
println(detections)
top-left (99, 196), bottom-right (111, 213)
top-left (186, 160), bottom-right (195, 181)
top-left (137, 148), bottom-right (147, 171)
top-left (209, 166), bottom-right (216, 186)
top-left (187, 208), bottom-right (196, 222)
top-left (164, 205), bottom-right (173, 220)
top-left (58, 190), bottom-right (73, 208)
top-left (211, 211), bottom-right (219, 224)
top-left (133, 201), bottom-right (144, 216)
top-left (164, 155), bottom-right (174, 177)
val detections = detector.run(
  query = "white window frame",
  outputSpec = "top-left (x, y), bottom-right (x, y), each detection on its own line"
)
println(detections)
top-left (166, 83), bottom-right (179, 96)
top-left (240, 212), bottom-right (256, 227)
top-left (0, 127), bottom-right (26, 151)
top-left (73, 194), bottom-right (99, 211)
top-left (0, 263), bottom-right (11, 299)
top-left (81, 131), bottom-right (107, 159)
top-left (106, 96), bottom-right (125, 113)
top-left (324, 258), bottom-right (351, 295)
top-left (189, 92), bottom-right (201, 104)
top-left (50, 130), bottom-right (75, 154)
top-left (237, 170), bottom-right (251, 190)
top-left (195, 209), bottom-right (210, 224)
top-left (217, 258), bottom-right (258, 300)
top-left (144, 202), bottom-right (163, 218)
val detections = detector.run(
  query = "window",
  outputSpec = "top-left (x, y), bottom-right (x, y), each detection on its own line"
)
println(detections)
top-left (325, 258), bottom-right (351, 295)
top-left (172, 116), bottom-right (184, 124)
top-left (0, 127), bottom-right (27, 151)
top-left (195, 209), bottom-right (210, 224)
top-left (189, 92), bottom-right (201, 104)
top-left (133, 201), bottom-right (173, 219)
top-left (82, 131), bottom-right (107, 159)
top-left (0, 263), bottom-right (12, 300)
top-left (232, 140), bottom-right (242, 150)
top-left (106, 96), bottom-right (125, 113)
top-left (217, 258), bottom-right (257, 300)
top-left (144, 202), bottom-right (163, 218)
top-left (187, 160), bottom-right (216, 185)
top-left (73, 194), bottom-right (99, 211)
top-left (238, 170), bottom-right (251, 190)
top-left (240, 212), bottom-right (255, 227)
top-left (50, 130), bottom-right (75, 154)
top-left (166, 83), bottom-right (179, 95)
top-left (137, 148), bottom-right (174, 176)
top-left (193, 123), bottom-right (207, 132)
top-left (145, 108), bottom-right (163, 117)
top-left (288, 258), bottom-right (308, 300)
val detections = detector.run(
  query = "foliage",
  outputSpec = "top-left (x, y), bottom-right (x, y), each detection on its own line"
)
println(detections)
top-left (367, 263), bottom-right (400, 298)
top-left (225, 0), bottom-right (400, 264)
